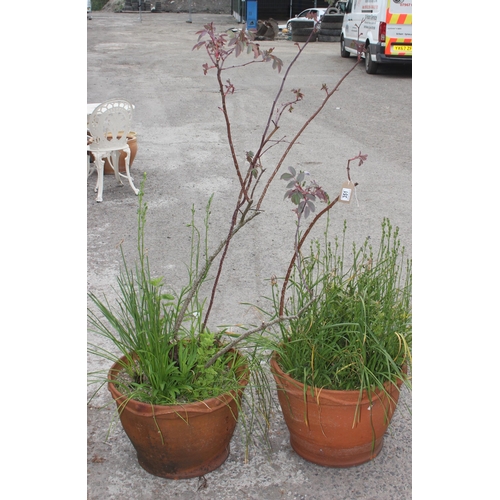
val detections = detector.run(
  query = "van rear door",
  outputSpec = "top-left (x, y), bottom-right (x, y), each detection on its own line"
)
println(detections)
top-left (384, 0), bottom-right (412, 57)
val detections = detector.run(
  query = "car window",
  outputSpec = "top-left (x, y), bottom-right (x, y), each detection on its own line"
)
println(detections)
top-left (298, 9), bottom-right (321, 18)
top-left (292, 9), bottom-right (325, 21)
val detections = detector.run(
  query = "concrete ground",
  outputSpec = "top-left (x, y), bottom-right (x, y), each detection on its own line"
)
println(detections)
top-left (87, 11), bottom-right (411, 499)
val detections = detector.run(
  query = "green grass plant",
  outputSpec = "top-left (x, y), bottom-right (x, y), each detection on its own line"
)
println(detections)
top-left (88, 178), bottom-right (250, 406)
top-left (267, 218), bottom-right (411, 397)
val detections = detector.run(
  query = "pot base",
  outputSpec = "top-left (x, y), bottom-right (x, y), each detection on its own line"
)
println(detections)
top-left (272, 353), bottom-right (401, 468)
top-left (137, 445), bottom-right (230, 479)
top-left (108, 353), bottom-right (248, 479)
top-left (289, 433), bottom-right (384, 468)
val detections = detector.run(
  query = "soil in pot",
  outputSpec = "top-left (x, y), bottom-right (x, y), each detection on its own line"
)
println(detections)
top-left (271, 353), bottom-right (403, 467)
top-left (108, 352), bottom-right (249, 479)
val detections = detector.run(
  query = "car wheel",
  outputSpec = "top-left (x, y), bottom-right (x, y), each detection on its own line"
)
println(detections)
top-left (365, 45), bottom-right (378, 74)
top-left (340, 36), bottom-right (350, 58)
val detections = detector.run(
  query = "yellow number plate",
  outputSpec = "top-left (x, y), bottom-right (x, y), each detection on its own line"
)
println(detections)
top-left (393, 45), bottom-right (412, 52)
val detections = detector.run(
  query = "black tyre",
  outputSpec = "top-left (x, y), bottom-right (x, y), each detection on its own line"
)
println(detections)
top-left (365, 46), bottom-right (378, 74)
top-left (292, 28), bottom-right (316, 37)
top-left (340, 36), bottom-right (350, 57)
top-left (318, 35), bottom-right (340, 42)
top-left (289, 20), bottom-right (315, 32)
top-left (319, 28), bottom-right (342, 36)
top-left (321, 14), bottom-right (344, 24)
top-left (326, 7), bottom-right (340, 14)
top-left (319, 22), bottom-right (343, 30)
top-left (292, 34), bottom-right (317, 42)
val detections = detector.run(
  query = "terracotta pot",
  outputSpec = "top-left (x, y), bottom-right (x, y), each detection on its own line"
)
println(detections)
top-left (103, 131), bottom-right (138, 175)
top-left (108, 351), bottom-right (248, 479)
top-left (271, 352), bottom-right (403, 467)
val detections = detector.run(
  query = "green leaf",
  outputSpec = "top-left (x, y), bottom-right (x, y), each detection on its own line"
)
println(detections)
top-left (150, 277), bottom-right (164, 287)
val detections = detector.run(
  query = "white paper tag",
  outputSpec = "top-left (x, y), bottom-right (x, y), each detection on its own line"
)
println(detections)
top-left (340, 181), bottom-right (355, 204)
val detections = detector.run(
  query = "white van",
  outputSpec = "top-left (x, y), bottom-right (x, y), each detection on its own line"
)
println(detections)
top-left (340, 0), bottom-right (412, 74)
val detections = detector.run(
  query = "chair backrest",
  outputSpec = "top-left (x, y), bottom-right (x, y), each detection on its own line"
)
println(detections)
top-left (88, 99), bottom-right (133, 151)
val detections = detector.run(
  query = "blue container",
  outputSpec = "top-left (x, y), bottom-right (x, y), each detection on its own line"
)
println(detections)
top-left (246, 0), bottom-right (258, 31)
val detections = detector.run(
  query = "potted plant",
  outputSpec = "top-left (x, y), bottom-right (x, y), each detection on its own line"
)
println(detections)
top-left (260, 165), bottom-right (412, 467)
top-left (88, 185), bottom-right (261, 479)
top-left (88, 23), bottom-right (371, 479)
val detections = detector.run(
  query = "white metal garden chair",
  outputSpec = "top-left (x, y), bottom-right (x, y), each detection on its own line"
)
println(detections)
top-left (87, 99), bottom-right (139, 202)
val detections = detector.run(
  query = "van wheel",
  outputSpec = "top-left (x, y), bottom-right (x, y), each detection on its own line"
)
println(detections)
top-left (365, 46), bottom-right (378, 74)
top-left (340, 36), bottom-right (350, 58)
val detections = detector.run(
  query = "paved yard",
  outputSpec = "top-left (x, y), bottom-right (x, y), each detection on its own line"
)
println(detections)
top-left (87, 11), bottom-right (411, 499)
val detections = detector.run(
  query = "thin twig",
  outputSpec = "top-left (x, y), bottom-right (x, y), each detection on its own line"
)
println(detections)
top-left (204, 297), bottom-right (317, 368)
top-left (256, 58), bottom-right (361, 210)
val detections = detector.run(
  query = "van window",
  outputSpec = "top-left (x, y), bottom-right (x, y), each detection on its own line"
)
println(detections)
top-left (345, 0), bottom-right (353, 14)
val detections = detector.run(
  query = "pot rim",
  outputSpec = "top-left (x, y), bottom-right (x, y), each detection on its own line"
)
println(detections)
top-left (270, 351), bottom-right (403, 406)
top-left (108, 350), bottom-right (249, 417)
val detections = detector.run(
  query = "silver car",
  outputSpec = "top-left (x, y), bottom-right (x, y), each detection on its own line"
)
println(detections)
top-left (286, 8), bottom-right (327, 31)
